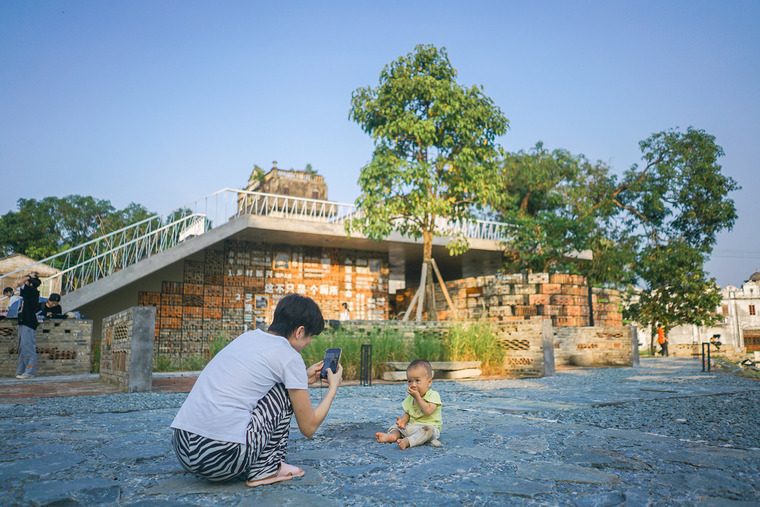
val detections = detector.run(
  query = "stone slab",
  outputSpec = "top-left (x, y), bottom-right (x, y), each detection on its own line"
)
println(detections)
top-left (382, 370), bottom-right (408, 381)
top-left (383, 368), bottom-right (481, 380)
top-left (385, 361), bottom-right (481, 370)
top-left (435, 368), bottom-right (482, 379)
top-left (24, 479), bottom-right (121, 505)
top-left (516, 461), bottom-right (620, 484)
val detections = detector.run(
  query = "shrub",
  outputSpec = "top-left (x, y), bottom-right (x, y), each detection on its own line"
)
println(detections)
top-left (150, 324), bottom-right (507, 379)
top-left (154, 355), bottom-right (172, 372)
top-left (303, 322), bottom-right (504, 380)
top-left (91, 342), bottom-right (101, 373)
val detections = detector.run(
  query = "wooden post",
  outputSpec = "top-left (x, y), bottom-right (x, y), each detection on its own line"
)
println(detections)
top-left (430, 258), bottom-right (457, 320)
top-left (402, 283), bottom-right (423, 321)
top-left (402, 265), bottom-right (428, 322)
top-left (415, 264), bottom-right (428, 322)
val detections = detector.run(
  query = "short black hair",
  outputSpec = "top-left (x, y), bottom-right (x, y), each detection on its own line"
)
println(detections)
top-left (407, 359), bottom-right (433, 378)
top-left (28, 276), bottom-right (41, 289)
top-left (49, 293), bottom-right (61, 303)
top-left (2, 287), bottom-right (12, 295)
top-left (268, 294), bottom-right (324, 338)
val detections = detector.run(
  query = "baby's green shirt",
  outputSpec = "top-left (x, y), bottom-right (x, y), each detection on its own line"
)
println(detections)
top-left (402, 389), bottom-right (442, 431)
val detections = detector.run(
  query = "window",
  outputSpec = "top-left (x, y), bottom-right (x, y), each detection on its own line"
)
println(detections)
top-left (312, 190), bottom-right (320, 199)
top-left (750, 305), bottom-right (756, 316)
top-left (282, 186), bottom-right (290, 195)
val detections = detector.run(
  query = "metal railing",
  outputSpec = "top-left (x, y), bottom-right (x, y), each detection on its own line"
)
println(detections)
top-left (0, 213), bottom-right (209, 297)
top-left (445, 218), bottom-right (511, 242)
top-left (178, 189), bottom-right (510, 240)
top-left (0, 188), bottom-right (510, 299)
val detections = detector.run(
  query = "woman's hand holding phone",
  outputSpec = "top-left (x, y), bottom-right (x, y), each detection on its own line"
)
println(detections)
top-left (325, 362), bottom-right (343, 388)
top-left (306, 361), bottom-right (324, 384)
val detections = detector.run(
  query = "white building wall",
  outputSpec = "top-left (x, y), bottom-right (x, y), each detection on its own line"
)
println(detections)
top-left (637, 277), bottom-right (760, 353)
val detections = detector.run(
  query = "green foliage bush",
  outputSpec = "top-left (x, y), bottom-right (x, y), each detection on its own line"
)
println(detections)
top-left (302, 322), bottom-right (505, 380)
top-left (151, 324), bottom-right (505, 379)
top-left (91, 342), bottom-right (100, 373)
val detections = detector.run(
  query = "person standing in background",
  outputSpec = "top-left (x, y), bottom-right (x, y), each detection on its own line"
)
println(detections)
top-left (657, 324), bottom-right (669, 357)
top-left (339, 302), bottom-right (351, 321)
top-left (16, 273), bottom-right (41, 379)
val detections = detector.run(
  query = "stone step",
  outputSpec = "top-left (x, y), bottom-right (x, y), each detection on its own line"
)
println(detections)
top-left (385, 361), bottom-right (481, 371)
top-left (382, 367), bottom-right (482, 381)
top-left (435, 368), bottom-right (482, 379)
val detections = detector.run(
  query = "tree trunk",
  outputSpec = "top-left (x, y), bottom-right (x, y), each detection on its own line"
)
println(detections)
top-left (422, 231), bottom-right (437, 321)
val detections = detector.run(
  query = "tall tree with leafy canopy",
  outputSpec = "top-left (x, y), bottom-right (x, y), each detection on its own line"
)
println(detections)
top-left (492, 128), bottom-right (737, 343)
top-left (494, 142), bottom-right (624, 280)
top-left (349, 44), bottom-right (509, 319)
top-left (616, 127), bottom-right (739, 351)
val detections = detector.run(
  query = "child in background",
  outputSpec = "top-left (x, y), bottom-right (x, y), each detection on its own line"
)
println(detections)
top-left (2, 287), bottom-right (22, 319)
top-left (375, 359), bottom-right (442, 449)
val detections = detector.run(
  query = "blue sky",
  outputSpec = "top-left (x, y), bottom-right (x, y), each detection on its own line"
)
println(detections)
top-left (1, 1), bottom-right (758, 286)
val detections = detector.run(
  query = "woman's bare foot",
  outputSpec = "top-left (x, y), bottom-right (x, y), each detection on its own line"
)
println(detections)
top-left (398, 437), bottom-right (410, 450)
top-left (375, 432), bottom-right (398, 443)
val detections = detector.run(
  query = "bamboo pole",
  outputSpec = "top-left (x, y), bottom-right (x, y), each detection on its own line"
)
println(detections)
top-left (430, 258), bottom-right (457, 321)
top-left (415, 264), bottom-right (428, 322)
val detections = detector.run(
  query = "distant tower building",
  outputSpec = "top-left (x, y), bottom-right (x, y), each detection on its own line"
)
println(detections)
top-left (245, 161), bottom-right (327, 200)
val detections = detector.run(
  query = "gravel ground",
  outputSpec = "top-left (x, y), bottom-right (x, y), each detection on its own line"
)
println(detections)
top-left (539, 390), bottom-right (760, 450)
top-left (1, 358), bottom-right (759, 506)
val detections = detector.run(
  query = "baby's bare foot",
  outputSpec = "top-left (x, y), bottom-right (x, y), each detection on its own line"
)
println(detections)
top-left (398, 438), bottom-right (410, 450)
top-left (375, 432), bottom-right (397, 443)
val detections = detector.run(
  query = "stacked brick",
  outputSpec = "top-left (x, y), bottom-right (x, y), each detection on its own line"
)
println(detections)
top-left (591, 287), bottom-right (623, 327)
top-left (553, 326), bottom-right (633, 366)
top-left (138, 239), bottom-right (389, 359)
top-left (396, 272), bottom-right (622, 327)
top-left (494, 320), bottom-right (547, 377)
top-left (0, 319), bottom-right (92, 376)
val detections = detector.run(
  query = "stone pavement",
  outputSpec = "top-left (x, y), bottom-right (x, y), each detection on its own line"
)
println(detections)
top-left (1, 358), bottom-right (759, 506)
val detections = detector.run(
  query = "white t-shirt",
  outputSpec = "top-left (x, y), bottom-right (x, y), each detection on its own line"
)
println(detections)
top-left (171, 330), bottom-right (308, 443)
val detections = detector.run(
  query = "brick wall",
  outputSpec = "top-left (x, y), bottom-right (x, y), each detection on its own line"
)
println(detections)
top-left (138, 239), bottom-right (389, 360)
top-left (553, 326), bottom-right (635, 366)
top-left (396, 272), bottom-right (623, 327)
top-left (494, 320), bottom-right (549, 377)
top-left (0, 319), bottom-right (92, 377)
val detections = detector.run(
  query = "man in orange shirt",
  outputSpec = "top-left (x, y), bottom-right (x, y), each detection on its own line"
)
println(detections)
top-left (657, 324), bottom-right (669, 357)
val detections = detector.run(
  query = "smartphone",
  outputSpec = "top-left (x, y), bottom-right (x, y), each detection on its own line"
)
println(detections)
top-left (321, 348), bottom-right (342, 380)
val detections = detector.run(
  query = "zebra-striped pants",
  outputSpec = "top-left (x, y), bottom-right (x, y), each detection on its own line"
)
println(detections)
top-left (172, 383), bottom-right (293, 482)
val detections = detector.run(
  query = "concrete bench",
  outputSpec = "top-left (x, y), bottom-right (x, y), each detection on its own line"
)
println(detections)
top-left (383, 361), bottom-right (482, 381)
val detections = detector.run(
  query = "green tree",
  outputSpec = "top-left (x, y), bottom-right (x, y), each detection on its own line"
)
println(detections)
top-left (624, 241), bottom-right (724, 353)
top-left (0, 196), bottom-right (155, 265)
top-left (58, 195), bottom-right (117, 247)
top-left (0, 197), bottom-right (61, 260)
top-left (493, 128), bottom-right (738, 340)
top-left (348, 44), bottom-right (509, 319)
top-left (494, 143), bottom-right (624, 280)
top-left (247, 164), bottom-right (266, 189)
top-left (616, 127), bottom-right (739, 350)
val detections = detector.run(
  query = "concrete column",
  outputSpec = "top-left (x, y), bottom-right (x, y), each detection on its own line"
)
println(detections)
top-left (542, 318), bottom-right (555, 376)
top-left (129, 306), bottom-right (155, 393)
top-left (631, 324), bottom-right (640, 366)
